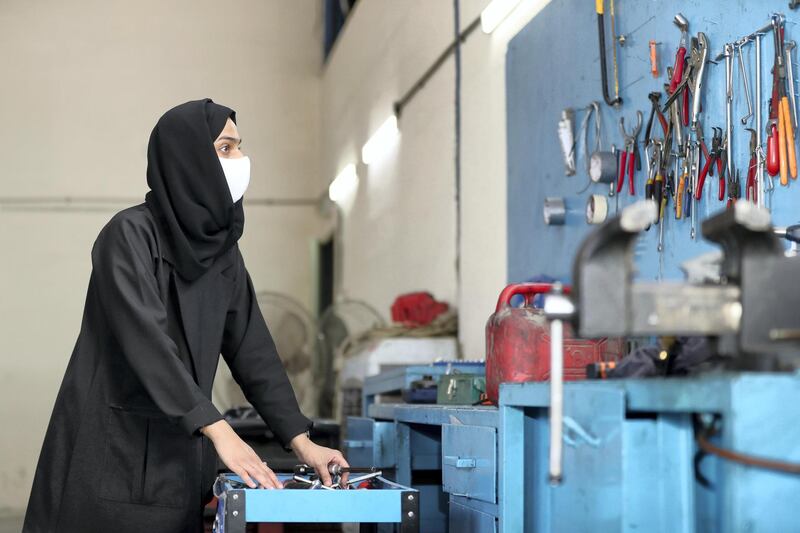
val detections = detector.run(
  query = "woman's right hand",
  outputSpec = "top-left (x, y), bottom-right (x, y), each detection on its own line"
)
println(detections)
top-left (202, 420), bottom-right (282, 489)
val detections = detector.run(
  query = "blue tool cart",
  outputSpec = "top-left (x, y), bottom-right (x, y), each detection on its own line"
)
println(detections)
top-left (212, 473), bottom-right (419, 532)
top-left (498, 373), bottom-right (800, 532)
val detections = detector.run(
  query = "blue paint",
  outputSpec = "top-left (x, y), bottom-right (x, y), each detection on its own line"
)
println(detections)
top-left (507, 0), bottom-right (800, 283)
top-left (497, 374), bottom-right (800, 532)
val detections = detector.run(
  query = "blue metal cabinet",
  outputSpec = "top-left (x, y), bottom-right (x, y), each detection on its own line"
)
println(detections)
top-left (442, 424), bottom-right (497, 504)
top-left (449, 500), bottom-right (498, 533)
top-left (345, 416), bottom-right (397, 469)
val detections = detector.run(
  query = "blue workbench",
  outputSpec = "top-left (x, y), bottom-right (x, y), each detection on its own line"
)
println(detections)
top-left (347, 403), bottom-right (499, 532)
top-left (499, 373), bottom-right (800, 532)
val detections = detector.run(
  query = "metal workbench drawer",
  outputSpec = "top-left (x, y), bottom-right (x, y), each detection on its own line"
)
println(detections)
top-left (441, 424), bottom-right (497, 504)
top-left (344, 416), bottom-right (397, 468)
top-left (449, 500), bottom-right (497, 532)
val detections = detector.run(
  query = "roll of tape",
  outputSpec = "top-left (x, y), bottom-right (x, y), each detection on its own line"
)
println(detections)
top-left (543, 197), bottom-right (566, 225)
top-left (586, 194), bottom-right (608, 224)
top-left (589, 151), bottom-right (618, 184)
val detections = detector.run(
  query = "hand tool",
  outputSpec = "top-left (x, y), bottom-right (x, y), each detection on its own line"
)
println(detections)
top-left (737, 39), bottom-right (754, 124)
top-left (696, 127), bottom-right (725, 200)
top-left (690, 33), bottom-right (710, 131)
top-left (670, 14), bottom-right (690, 126)
top-left (755, 32), bottom-right (766, 207)
top-left (595, 0), bottom-right (622, 106)
top-left (649, 40), bottom-right (659, 77)
top-left (558, 108), bottom-right (576, 175)
top-left (773, 14), bottom-right (797, 182)
top-left (746, 128), bottom-right (758, 203)
top-left (727, 169), bottom-right (741, 207)
top-left (576, 101), bottom-right (602, 176)
top-left (645, 92), bottom-right (669, 145)
top-left (786, 40), bottom-right (798, 131)
top-left (617, 111), bottom-right (642, 195)
top-left (686, 141), bottom-right (700, 239)
top-left (717, 43), bottom-right (735, 186)
top-left (696, 120), bottom-right (712, 172)
top-left (675, 145), bottom-right (690, 219)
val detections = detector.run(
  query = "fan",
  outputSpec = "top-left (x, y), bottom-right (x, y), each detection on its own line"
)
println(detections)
top-left (316, 299), bottom-right (385, 417)
top-left (212, 291), bottom-right (320, 418)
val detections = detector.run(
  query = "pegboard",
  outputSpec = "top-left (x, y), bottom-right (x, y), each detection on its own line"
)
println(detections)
top-left (506, 0), bottom-right (800, 283)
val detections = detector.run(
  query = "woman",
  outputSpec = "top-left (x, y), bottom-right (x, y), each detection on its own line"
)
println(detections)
top-left (23, 99), bottom-right (347, 533)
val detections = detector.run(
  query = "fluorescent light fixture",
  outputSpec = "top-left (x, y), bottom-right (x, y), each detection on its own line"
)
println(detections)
top-left (480, 0), bottom-right (523, 33)
top-left (328, 163), bottom-right (358, 204)
top-left (361, 115), bottom-right (399, 165)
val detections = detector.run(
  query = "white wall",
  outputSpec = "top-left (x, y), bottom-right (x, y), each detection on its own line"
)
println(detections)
top-left (321, 0), bottom-right (551, 358)
top-left (0, 0), bottom-right (323, 513)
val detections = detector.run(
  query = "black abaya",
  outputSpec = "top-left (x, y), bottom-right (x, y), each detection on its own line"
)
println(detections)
top-left (23, 100), bottom-right (311, 532)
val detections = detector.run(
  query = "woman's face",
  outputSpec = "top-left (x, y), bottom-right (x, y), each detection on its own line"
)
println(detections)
top-left (214, 118), bottom-right (245, 159)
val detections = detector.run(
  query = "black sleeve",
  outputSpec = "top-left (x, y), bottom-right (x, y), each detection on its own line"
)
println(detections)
top-left (220, 251), bottom-right (312, 447)
top-left (91, 216), bottom-right (223, 436)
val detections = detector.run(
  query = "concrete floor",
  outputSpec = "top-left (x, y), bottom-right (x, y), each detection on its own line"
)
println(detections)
top-left (0, 514), bottom-right (23, 533)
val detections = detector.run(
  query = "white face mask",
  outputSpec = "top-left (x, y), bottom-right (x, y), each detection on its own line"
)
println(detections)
top-left (218, 156), bottom-right (251, 203)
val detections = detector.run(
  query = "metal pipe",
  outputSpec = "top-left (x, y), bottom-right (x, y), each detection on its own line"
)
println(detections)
top-left (756, 33), bottom-right (766, 208)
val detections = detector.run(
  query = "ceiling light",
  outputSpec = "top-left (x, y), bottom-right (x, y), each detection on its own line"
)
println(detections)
top-left (328, 163), bottom-right (358, 204)
top-left (362, 115), bottom-right (399, 165)
top-left (480, 0), bottom-right (523, 33)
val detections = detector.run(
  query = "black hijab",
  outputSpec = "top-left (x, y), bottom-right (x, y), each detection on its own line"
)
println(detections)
top-left (144, 99), bottom-right (245, 281)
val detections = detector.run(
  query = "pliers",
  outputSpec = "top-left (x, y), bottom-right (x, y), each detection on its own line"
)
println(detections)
top-left (695, 127), bottom-right (725, 201)
top-left (745, 128), bottom-right (758, 203)
top-left (617, 111), bottom-right (643, 196)
top-left (727, 168), bottom-right (741, 208)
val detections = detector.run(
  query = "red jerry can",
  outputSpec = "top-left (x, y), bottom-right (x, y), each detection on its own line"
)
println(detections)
top-left (485, 283), bottom-right (624, 404)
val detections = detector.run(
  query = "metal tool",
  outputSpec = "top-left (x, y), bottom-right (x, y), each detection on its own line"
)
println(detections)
top-left (746, 128), bottom-right (758, 203)
top-left (645, 92), bottom-right (669, 145)
top-left (737, 39), bottom-right (754, 124)
top-left (691, 140), bottom-right (700, 238)
top-left (786, 40), bottom-right (798, 131)
top-left (558, 108), bottom-right (577, 176)
top-left (755, 32), bottom-right (767, 207)
top-left (690, 33), bottom-right (710, 131)
top-left (773, 14), bottom-right (797, 183)
top-left (670, 14), bottom-right (690, 126)
top-left (596, 0), bottom-right (622, 106)
top-left (696, 127), bottom-right (725, 201)
top-left (617, 111), bottom-right (642, 195)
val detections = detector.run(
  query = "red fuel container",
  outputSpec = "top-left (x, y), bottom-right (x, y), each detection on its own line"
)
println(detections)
top-left (485, 283), bottom-right (623, 404)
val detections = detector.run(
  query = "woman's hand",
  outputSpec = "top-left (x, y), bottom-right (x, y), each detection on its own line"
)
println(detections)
top-left (290, 433), bottom-right (350, 487)
top-left (202, 420), bottom-right (282, 489)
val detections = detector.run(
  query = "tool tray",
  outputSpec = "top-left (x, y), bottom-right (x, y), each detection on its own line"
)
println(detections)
top-left (212, 473), bottom-right (419, 532)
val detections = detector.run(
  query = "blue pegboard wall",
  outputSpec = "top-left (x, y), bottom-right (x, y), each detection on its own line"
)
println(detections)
top-left (507, 0), bottom-right (800, 283)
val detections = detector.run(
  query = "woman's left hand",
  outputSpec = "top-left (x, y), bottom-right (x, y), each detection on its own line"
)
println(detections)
top-left (290, 433), bottom-right (350, 487)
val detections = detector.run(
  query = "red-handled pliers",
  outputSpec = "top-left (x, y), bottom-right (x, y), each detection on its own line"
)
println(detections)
top-left (617, 111), bottom-right (642, 196)
top-left (695, 127), bottom-right (725, 200)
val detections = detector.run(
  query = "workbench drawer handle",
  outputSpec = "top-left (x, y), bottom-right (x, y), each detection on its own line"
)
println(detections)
top-left (444, 455), bottom-right (477, 469)
top-left (343, 439), bottom-right (372, 449)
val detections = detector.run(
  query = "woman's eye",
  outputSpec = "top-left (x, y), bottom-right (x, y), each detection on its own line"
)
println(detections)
top-left (219, 145), bottom-right (229, 153)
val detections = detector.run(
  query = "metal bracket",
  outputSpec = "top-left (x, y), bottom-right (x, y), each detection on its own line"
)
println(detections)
top-left (400, 490), bottom-right (420, 533)
top-left (224, 489), bottom-right (246, 533)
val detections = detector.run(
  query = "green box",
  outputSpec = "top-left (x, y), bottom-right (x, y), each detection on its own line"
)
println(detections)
top-left (437, 374), bottom-right (485, 405)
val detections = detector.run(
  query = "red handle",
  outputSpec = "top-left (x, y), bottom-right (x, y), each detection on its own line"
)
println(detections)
top-left (718, 175), bottom-right (725, 202)
top-left (669, 46), bottom-right (686, 94)
top-left (495, 283), bottom-right (571, 312)
top-left (696, 157), bottom-right (713, 200)
top-left (617, 151), bottom-right (628, 193)
top-left (627, 149), bottom-right (636, 195)
top-left (767, 124), bottom-right (780, 176)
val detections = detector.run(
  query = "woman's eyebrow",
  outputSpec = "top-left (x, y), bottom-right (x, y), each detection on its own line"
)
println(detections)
top-left (217, 136), bottom-right (242, 145)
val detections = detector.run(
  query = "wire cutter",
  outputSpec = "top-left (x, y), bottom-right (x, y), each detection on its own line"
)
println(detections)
top-left (745, 128), bottom-right (758, 203)
top-left (617, 111), bottom-right (643, 195)
top-left (695, 127), bottom-right (725, 201)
